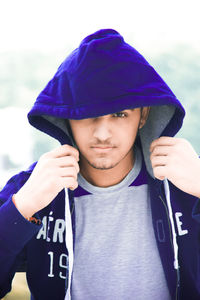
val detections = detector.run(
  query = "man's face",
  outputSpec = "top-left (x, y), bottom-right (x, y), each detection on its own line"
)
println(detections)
top-left (68, 108), bottom-right (149, 171)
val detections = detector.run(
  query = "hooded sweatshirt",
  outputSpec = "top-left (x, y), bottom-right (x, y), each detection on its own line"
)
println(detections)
top-left (0, 28), bottom-right (200, 300)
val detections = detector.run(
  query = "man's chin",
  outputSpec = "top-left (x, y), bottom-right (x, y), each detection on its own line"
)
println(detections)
top-left (87, 159), bottom-right (118, 170)
top-left (90, 164), bottom-right (114, 170)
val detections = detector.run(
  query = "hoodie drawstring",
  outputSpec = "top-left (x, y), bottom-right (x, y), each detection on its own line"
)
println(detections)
top-left (163, 178), bottom-right (179, 270)
top-left (64, 188), bottom-right (74, 300)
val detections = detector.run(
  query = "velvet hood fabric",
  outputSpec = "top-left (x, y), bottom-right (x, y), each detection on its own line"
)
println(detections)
top-left (28, 28), bottom-right (185, 176)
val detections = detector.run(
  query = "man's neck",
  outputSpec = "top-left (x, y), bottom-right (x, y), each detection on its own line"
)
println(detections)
top-left (80, 149), bottom-right (135, 188)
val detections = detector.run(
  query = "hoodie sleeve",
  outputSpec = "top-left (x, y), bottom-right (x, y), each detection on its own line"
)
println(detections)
top-left (0, 163), bottom-right (42, 297)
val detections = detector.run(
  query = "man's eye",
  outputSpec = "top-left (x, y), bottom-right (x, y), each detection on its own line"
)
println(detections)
top-left (113, 112), bottom-right (127, 118)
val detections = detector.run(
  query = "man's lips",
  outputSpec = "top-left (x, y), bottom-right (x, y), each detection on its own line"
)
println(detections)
top-left (91, 145), bottom-right (116, 149)
top-left (90, 146), bottom-right (116, 152)
top-left (92, 146), bottom-right (113, 149)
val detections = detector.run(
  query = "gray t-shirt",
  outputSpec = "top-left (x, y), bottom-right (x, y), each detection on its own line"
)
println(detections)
top-left (72, 148), bottom-right (171, 300)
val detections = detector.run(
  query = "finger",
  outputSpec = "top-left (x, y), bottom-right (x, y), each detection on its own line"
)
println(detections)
top-left (56, 156), bottom-right (80, 173)
top-left (48, 145), bottom-right (79, 161)
top-left (153, 166), bottom-right (166, 181)
top-left (151, 146), bottom-right (173, 157)
top-left (150, 155), bottom-right (168, 168)
top-left (150, 137), bottom-right (176, 152)
top-left (59, 167), bottom-right (78, 179)
top-left (60, 177), bottom-right (78, 191)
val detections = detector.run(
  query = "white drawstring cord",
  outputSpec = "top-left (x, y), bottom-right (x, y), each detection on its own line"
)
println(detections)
top-left (64, 188), bottom-right (74, 300)
top-left (163, 178), bottom-right (179, 270)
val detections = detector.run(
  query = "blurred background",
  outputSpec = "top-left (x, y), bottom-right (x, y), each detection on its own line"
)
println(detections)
top-left (0, 0), bottom-right (200, 298)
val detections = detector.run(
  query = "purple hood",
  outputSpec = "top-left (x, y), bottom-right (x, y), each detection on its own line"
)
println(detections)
top-left (28, 28), bottom-right (185, 176)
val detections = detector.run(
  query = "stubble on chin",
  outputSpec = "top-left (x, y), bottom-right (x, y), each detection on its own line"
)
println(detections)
top-left (83, 157), bottom-right (118, 170)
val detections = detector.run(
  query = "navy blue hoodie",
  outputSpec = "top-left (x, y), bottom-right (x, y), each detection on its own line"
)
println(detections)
top-left (0, 29), bottom-right (200, 300)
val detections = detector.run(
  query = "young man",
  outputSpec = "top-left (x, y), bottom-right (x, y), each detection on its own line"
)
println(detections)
top-left (0, 29), bottom-right (200, 300)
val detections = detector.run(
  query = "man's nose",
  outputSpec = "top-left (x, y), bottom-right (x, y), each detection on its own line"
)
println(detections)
top-left (93, 119), bottom-right (112, 141)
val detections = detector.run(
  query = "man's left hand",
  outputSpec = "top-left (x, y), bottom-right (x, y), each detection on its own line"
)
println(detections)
top-left (150, 137), bottom-right (200, 198)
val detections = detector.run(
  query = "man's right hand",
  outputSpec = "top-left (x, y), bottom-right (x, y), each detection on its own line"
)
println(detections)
top-left (14, 144), bottom-right (80, 219)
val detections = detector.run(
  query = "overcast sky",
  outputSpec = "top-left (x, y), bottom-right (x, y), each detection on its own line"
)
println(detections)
top-left (0, 0), bottom-right (200, 54)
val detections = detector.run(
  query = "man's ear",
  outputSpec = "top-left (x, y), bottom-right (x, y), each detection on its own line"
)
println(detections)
top-left (139, 107), bottom-right (150, 129)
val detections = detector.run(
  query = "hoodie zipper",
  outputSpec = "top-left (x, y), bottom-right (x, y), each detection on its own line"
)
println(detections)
top-left (159, 195), bottom-right (180, 300)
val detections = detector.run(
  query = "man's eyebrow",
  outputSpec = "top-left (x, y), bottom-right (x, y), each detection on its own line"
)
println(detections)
top-left (117, 109), bottom-right (133, 112)
top-left (124, 108), bottom-right (136, 111)
top-left (112, 108), bottom-right (137, 114)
